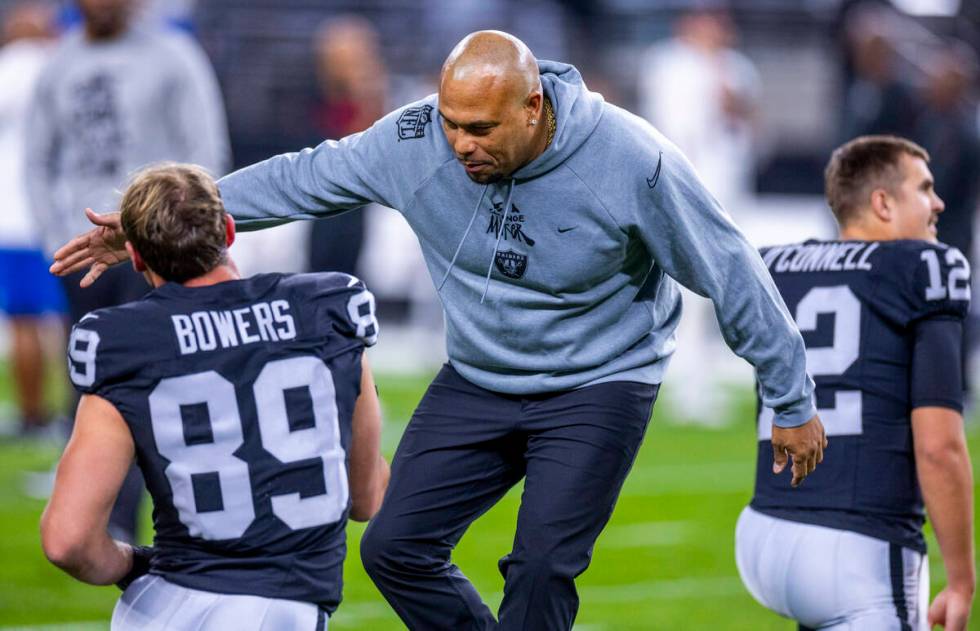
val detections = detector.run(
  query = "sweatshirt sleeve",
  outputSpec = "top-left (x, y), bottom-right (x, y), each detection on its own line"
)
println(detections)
top-left (24, 65), bottom-right (61, 257)
top-left (637, 142), bottom-right (816, 428)
top-left (218, 98), bottom-right (443, 231)
top-left (168, 35), bottom-right (230, 177)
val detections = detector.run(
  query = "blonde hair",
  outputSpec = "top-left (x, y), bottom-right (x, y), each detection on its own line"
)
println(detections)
top-left (119, 163), bottom-right (227, 282)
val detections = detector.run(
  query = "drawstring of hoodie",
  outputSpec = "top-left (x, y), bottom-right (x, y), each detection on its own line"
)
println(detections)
top-left (438, 184), bottom-right (489, 292)
top-left (436, 179), bottom-right (517, 304)
top-left (481, 178), bottom-right (515, 304)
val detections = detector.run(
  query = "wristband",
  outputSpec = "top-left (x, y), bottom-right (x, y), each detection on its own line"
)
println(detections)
top-left (116, 545), bottom-right (154, 591)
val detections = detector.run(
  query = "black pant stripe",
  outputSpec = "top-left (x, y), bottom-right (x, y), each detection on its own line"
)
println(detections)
top-left (798, 626), bottom-right (816, 631)
top-left (889, 543), bottom-right (912, 631)
top-left (314, 610), bottom-right (325, 631)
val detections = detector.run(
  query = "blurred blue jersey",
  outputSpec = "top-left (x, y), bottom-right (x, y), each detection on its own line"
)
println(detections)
top-left (68, 272), bottom-right (378, 614)
top-left (751, 240), bottom-right (969, 552)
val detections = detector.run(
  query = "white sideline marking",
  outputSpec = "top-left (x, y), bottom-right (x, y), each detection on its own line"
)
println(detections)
top-left (580, 575), bottom-right (745, 603)
top-left (482, 574), bottom-right (745, 607)
top-left (621, 461), bottom-right (753, 495)
top-left (598, 521), bottom-right (692, 547)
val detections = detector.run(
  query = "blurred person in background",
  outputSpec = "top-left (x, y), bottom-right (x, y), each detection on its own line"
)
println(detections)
top-left (306, 16), bottom-right (387, 278)
top-left (304, 16), bottom-right (444, 366)
top-left (738, 135), bottom-right (975, 631)
top-left (639, 3), bottom-right (759, 216)
top-left (0, 1), bottom-right (65, 437)
top-left (840, 4), bottom-right (919, 141)
top-left (25, 0), bottom-right (230, 543)
top-left (638, 3), bottom-right (760, 424)
top-left (912, 43), bottom-right (980, 276)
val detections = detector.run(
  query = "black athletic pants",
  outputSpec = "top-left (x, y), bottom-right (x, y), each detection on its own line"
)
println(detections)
top-left (361, 364), bottom-right (657, 631)
top-left (60, 265), bottom-right (148, 543)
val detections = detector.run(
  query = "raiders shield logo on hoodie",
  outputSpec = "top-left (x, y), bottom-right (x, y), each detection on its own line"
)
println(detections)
top-left (494, 249), bottom-right (527, 279)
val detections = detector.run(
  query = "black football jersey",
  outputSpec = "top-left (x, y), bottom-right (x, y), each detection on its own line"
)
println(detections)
top-left (67, 272), bottom-right (379, 613)
top-left (751, 240), bottom-right (969, 552)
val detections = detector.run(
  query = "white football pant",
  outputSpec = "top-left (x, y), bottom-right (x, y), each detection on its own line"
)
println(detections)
top-left (735, 506), bottom-right (928, 630)
top-left (112, 575), bottom-right (328, 630)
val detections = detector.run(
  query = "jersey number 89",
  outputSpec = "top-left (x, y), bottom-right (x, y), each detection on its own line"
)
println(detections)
top-left (148, 356), bottom-right (348, 540)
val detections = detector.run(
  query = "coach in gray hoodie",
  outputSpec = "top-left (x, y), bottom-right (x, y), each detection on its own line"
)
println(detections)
top-left (53, 31), bottom-right (825, 631)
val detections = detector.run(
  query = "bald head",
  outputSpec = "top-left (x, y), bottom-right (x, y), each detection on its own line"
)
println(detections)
top-left (438, 31), bottom-right (549, 183)
top-left (441, 31), bottom-right (540, 104)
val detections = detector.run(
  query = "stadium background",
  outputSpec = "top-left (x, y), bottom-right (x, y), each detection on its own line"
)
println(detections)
top-left (0, 0), bottom-right (979, 628)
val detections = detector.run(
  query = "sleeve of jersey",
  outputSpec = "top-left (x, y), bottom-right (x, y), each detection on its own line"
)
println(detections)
top-left (66, 315), bottom-right (119, 396)
top-left (879, 243), bottom-right (971, 326)
top-left (308, 274), bottom-right (380, 348)
top-left (910, 318), bottom-right (965, 412)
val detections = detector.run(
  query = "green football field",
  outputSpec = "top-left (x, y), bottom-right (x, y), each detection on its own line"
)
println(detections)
top-left (1, 368), bottom-right (978, 630)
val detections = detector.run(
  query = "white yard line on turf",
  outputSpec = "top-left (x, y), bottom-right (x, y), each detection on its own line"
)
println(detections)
top-left (598, 521), bottom-right (692, 547)
top-left (479, 574), bottom-right (745, 608)
top-left (579, 575), bottom-right (746, 603)
top-left (621, 461), bottom-right (752, 495)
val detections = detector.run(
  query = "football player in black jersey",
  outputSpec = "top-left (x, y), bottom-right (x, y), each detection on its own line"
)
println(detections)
top-left (737, 136), bottom-right (974, 630)
top-left (40, 164), bottom-right (389, 630)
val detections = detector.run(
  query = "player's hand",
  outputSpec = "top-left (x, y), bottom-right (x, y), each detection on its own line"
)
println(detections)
top-left (928, 586), bottom-right (974, 630)
top-left (771, 414), bottom-right (827, 488)
top-left (49, 209), bottom-right (128, 287)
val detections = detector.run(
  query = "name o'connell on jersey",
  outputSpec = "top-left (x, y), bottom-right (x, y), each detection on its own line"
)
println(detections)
top-left (762, 241), bottom-right (879, 274)
top-left (171, 300), bottom-right (296, 355)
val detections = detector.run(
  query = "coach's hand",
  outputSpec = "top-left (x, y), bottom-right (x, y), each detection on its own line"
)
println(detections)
top-left (928, 586), bottom-right (974, 631)
top-left (771, 415), bottom-right (827, 488)
top-left (49, 209), bottom-right (128, 287)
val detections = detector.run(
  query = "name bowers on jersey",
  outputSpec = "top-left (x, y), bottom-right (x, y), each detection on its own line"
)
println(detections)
top-left (171, 300), bottom-right (297, 355)
top-left (762, 242), bottom-right (879, 274)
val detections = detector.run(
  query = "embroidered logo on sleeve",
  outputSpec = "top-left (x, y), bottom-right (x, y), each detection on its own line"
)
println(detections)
top-left (396, 105), bottom-right (433, 140)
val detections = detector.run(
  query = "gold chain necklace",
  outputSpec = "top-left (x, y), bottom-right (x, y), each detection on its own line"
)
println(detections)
top-left (544, 97), bottom-right (556, 147)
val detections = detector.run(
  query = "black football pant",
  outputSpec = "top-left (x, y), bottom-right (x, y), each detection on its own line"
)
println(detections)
top-left (61, 265), bottom-right (149, 543)
top-left (361, 365), bottom-right (656, 631)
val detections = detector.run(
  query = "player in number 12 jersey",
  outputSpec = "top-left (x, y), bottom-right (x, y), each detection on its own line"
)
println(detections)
top-left (41, 164), bottom-right (390, 630)
top-left (737, 136), bottom-right (975, 630)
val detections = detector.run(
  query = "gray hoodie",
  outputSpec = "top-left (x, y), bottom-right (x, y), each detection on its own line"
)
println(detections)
top-left (219, 61), bottom-right (816, 428)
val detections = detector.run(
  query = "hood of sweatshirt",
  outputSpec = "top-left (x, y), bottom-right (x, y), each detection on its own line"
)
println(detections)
top-left (513, 60), bottom-right (605, 181)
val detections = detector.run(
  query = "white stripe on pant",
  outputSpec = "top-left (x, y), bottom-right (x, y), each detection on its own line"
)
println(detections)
top-left (112, 575), bottom-right (327, 630)
top-left (735, 506), bottom-right (928, 630)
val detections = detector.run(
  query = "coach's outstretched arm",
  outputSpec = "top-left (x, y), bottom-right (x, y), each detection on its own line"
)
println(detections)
top-left (637, 141), bottom-right (825, 485)
top-left (50, 98), bottom-right (437, 283)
